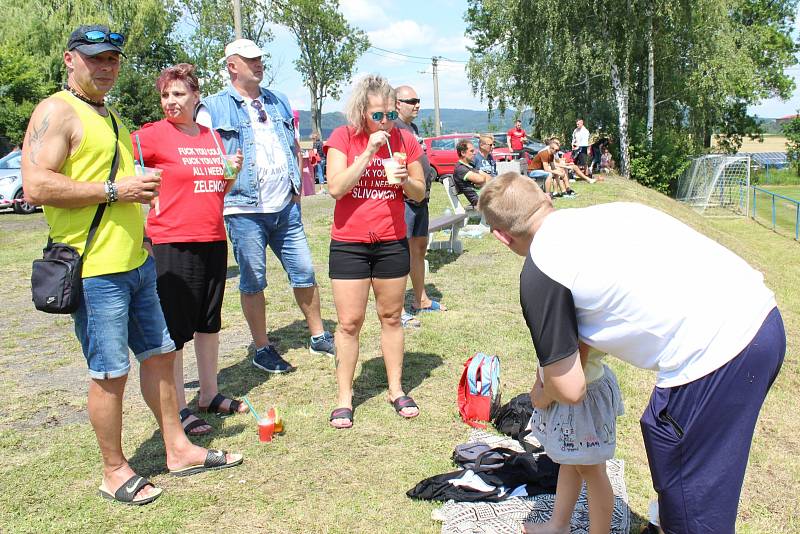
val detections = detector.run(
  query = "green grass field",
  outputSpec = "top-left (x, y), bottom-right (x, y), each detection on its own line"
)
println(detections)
top-left (0, 177), bottom-right (798, 533)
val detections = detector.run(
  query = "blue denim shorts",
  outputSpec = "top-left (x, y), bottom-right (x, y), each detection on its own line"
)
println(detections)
top-left (72, 256), bottom-right (176, 380)
top-left (225, 201), bottom-right (317, 293)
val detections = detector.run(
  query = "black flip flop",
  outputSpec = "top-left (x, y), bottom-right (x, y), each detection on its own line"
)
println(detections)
top-left (179, 408), bottom-right (212, 436)
top-left (98, 474), bottom-right (162, 506)
top-left (390, 395), bottom-right (419, 419)
top-left (170, 449), bottom-right (244, 477)
top-left (329, 407), bottom-right (353, 429)
top-left (199, 393), bottom-right (243, 417)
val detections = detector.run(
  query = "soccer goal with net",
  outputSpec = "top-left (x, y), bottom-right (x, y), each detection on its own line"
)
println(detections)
top-left (676, 154), bottom-right (751, 216)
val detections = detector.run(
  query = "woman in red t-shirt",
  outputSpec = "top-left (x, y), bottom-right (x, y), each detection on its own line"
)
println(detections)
top-left (325, 74), bottom-right (425, 429)
top-left (132, 64), bottom-right (245, 436)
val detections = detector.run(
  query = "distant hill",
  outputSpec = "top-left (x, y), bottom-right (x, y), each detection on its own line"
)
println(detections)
top-left (298, 108), bottom-right (533, 139)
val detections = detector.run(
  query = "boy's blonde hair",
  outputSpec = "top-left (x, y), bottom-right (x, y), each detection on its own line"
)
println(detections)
top-left (344, 74), bottom-right (395, 134)
top-left (479, 172), bottom-right (549, 236)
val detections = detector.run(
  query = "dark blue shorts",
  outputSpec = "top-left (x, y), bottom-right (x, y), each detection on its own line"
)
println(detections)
top-left (404, 201), bottom-right (429, 239)
top-left (640, 307), bottom-right (785, 533)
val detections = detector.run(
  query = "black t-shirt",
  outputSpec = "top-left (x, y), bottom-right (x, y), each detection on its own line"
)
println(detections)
top-left (393, 120), bottom-right (434, 204)
top-left (453, 161), bottom-right (480, 208)
top-left (519, 254), bottom-right (579, 366)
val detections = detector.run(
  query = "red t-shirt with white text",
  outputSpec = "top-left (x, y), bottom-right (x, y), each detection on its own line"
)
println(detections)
top-left (132, 120), bottom-right (228, 244)
top-left (507, 127), bottom-right (527, 150)
top-left (326, 125), bottom-right (421, 243)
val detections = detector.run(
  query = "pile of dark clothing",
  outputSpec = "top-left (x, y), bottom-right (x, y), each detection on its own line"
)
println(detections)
top-left (408, 393), bottom-right (557, 503)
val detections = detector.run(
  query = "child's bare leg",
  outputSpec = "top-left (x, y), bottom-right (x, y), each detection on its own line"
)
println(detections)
top-left (523, 465), bottom-right (581, 534)
top-left (576, 463), bottom-right (614, 534)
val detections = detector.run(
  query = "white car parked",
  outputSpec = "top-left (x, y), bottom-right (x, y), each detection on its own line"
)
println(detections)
top-left (0, 151), bottom-right (37, 214)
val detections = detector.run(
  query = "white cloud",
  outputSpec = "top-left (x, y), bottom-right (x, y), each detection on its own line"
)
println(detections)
top-left (340, 0), bottom-right (389, 30)
top-left (367, 20), bottom-right (435, 50)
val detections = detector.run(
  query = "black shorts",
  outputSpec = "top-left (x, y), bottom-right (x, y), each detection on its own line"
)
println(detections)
top-left (152, 241), bottom-right (228, 350)
top-left (404, 201), bottom-right (430, 239)
top-left (573, 146), bottom-right (588, 166)
top-left (329, 239), bottom-right (410, 280)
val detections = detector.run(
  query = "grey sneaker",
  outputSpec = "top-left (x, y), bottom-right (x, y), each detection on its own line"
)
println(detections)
top-left (253, 345), bottom-right (295, 373)
top-left (309, 331), bottom-right (335, 357)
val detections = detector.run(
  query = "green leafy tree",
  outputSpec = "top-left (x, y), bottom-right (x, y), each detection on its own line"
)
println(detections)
top-left (0, 46), bottom-right (55, 149)
top-left (176, 0), bottom-right (274, 94)
top-left (272, 0), bottom-right (369, 136)
top-left (784, 114), bottom-right (800, 176)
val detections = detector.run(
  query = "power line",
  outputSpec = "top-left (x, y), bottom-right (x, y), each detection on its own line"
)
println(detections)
top-left (364, 49), bottom-right (431, 65)
top-left (368, 46), bottom-right (468, 64)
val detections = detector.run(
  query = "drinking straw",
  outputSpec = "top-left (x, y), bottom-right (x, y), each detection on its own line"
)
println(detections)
top-left (134, 134), bottom-right (145, 168)
top-left (242, 396), bottom-right (261, 421)
top-left (383, 129), bottom-right (394, 159)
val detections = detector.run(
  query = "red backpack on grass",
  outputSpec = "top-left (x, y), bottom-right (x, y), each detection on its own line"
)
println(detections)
top-left (457, 353), bottom-right (502, 429)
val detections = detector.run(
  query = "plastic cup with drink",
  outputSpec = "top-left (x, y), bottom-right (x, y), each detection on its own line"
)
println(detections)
top-left (382, 152), bottom-right (407, 185)
top-left (221, 154), bottom-right (239, 180)
top-left (134, 164), bottom-right (162, 217)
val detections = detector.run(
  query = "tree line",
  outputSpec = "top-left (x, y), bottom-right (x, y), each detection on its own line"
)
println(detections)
top-left (464, 0), bottom-right (799, 191)
top-left (0, 0), bottom-right (367, 153)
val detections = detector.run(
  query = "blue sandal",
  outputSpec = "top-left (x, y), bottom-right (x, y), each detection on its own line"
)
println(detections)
top-left (411, 300), bottom-right (445, 314)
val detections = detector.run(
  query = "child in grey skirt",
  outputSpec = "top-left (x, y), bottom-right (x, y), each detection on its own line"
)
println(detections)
top-left (523, 345), bottom-right (624, 534)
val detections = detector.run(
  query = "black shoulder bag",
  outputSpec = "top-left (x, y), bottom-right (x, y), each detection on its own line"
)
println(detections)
top-left (31, 113), bottom-right (120, 314)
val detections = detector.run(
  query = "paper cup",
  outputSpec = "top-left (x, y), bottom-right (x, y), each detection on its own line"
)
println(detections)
top-left (382, 158), bottom-right (401, 184)
top-left (134, 164), bottom-right (162, 178)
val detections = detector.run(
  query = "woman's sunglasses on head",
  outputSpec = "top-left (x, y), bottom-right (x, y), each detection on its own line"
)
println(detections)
top-left (371, 111), bottom-right (398, 122)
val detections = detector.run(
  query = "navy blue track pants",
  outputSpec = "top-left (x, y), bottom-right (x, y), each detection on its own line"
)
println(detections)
top-left (640, 307), bottom-right (785, 533)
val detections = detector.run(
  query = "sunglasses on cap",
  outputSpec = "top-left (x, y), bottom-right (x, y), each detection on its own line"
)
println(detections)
top-left (81, 30), bottom-right (125, 47)
top-left (398, 98), bottom-right (421, 105)
top-left (371, 111), bottom-right (398, 122)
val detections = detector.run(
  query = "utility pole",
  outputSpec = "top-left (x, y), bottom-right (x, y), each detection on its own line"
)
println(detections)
top-left (432, 56), bottom-right (441, 136)
top-left (233, 0), bottom-right (242, 39)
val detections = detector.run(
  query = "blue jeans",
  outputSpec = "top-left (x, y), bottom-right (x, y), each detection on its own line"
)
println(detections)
top-left (225, 201), bottom-right (317, 293)
top-left (315, 162), bottom-right (326, 184)
top-left (72, 256), bottom-right (176, 380)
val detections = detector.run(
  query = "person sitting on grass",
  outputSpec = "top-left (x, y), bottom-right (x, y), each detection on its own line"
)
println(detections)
top-left (526, 344), bottom-right (623, 534)
top-left (452, 139), bottom-right (492, 209)
top-left (528, 137), bottom-right (574, 198)
top-left (554, 150), bottom-right (596, 184)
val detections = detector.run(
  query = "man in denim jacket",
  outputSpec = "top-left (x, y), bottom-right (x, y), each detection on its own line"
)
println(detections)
top-left (197, 39), bottom-right (334, 373)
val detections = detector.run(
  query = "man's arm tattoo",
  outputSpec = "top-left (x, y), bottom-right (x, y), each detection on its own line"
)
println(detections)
top-left (28, 113), bottom-right (51, 165)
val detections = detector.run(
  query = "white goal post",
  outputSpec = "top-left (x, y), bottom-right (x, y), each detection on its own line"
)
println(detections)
top-left (676, 154), bottom-right (751, 217)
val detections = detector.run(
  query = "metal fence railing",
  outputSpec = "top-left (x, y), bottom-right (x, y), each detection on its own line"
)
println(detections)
top-left (751, 186), bottom-right (800, 241)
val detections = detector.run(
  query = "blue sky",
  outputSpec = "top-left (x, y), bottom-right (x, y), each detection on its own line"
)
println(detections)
top-left (262, 0), bottom-right (799, 118)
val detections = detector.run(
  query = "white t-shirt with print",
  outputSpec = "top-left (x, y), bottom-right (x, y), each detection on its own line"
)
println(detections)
top-left (519, 202), bottom-right (776, 388)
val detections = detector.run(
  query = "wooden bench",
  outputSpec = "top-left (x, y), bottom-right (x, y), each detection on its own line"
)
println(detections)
top-left (427, 212), bottom-right (468, 254)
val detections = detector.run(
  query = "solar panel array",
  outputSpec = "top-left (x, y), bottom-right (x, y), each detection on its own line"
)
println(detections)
top-left (739, 152), bottom-right (788, 168)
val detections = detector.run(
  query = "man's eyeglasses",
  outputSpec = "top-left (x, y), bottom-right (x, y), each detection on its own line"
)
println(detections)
top-left (250, 99), bottom-right (268, 122)
top-left (481, 143), bottom-right (495, 147)
top-left (371, 111), bottom-right (398, 122)
top-left (82, 30), bottom-right (125, 47)
top-left (398, 98), bottom-right (421, 105)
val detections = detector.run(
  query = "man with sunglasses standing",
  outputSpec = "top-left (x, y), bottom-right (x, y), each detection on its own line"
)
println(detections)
top-left (22, 25), bottom-right (242, 506)
top-left (197, 39), bottom-right (334, 374)
top-left (394, 86), bottom-right (446, 322)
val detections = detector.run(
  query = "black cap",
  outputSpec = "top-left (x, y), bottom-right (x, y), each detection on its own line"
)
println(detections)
top-left (67, 25), bottom-right (126, 57)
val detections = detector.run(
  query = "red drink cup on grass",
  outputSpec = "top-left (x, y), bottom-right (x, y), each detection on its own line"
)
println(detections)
top-left (258, 418), bottom-right (274, 442)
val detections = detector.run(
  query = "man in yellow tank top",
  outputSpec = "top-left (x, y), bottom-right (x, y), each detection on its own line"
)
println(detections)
top-left (21, 25), bottom-right (242, 506)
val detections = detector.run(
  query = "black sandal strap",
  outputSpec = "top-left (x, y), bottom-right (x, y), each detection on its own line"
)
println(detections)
top-left (179, 408), bottom-right (193, 423)
top-left (228, 399), bottom-right (242, 413)
top-left (204, 449), bottom-right (228, 468)
top-left (114, 475), bottom-right (152, 502)
top-left (183, 418), bottom-right (210, 434)
top-left (207, 393), bottom-right (226, 413)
